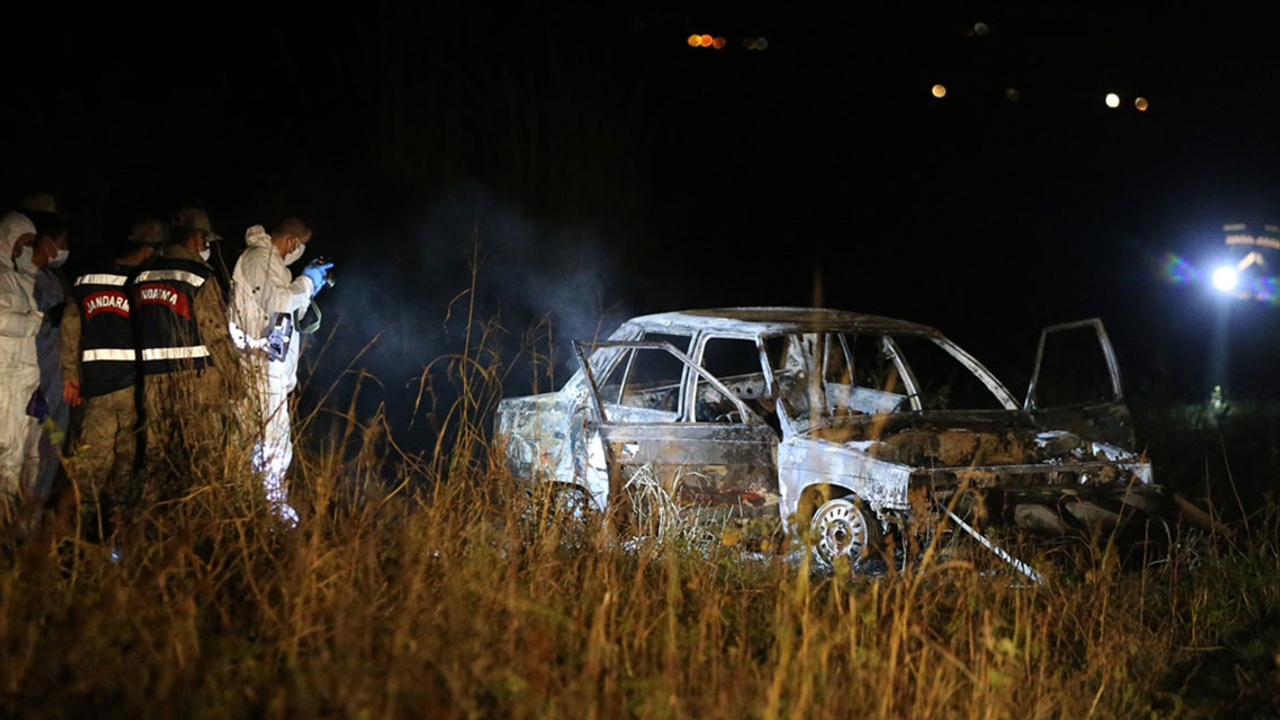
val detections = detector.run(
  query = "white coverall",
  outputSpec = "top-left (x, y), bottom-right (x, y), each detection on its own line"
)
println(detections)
top-left (0, 213), bottom-right (43, 502)
top-left (230, 226), bottom-right (314, 525)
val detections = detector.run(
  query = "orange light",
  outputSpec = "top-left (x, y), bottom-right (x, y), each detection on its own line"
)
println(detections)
top-left (699, 34), bottom-right (713, 47)
top-left (687, 34), bottom-right (701, 47)
top-left (1134, 97), bottom-right (1149, 111)
top-left (743, 37), bottom-right (756, 50)
top-left (712, 36), bottom-right (726, 49)
top-left (931, 84), bottom-right (947, 98)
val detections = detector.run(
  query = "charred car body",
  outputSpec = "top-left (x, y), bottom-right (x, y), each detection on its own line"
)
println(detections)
top-left (495, 308), bottom-right (1161, 569)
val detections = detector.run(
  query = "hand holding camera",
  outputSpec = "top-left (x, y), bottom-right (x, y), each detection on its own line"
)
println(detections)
top-left (302, 257), bottom-right (335, 297)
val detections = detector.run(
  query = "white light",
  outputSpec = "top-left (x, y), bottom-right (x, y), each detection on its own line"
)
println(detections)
top-left (1212, 266), bottom-right (1239, 292)
top-left (1105, 93), bottom-right (1120, 108)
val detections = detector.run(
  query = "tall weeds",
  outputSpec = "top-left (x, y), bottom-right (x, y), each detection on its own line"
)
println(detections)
top-left (2, 287), bottom-right (1278, 717)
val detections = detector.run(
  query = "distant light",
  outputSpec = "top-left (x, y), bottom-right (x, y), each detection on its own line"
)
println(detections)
top-left (1005, 87), bottom-right (1020, 103)
top-left (931, 84), bottom-right (947, 98)
top-left (973, 22), bottom-right (989, 36)
top-left (699, 34), bottom-right (713, 47)
top-left (1213, 266), bottom-right (1239, 293)
top-left (755, 37), bottom-right (768, 50)
top-left (1134, 97), bottom-right (1149, 112)
top-left (1105, 93), bottom-right (1121, 108)
top-left (742, 38), bottom-right (756, 50)
top-left (687, 34), bottom-right (702, 47)
top-left (712, 36), bottom-right (726, 50)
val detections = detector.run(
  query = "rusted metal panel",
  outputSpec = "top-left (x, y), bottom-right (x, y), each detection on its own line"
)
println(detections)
top-left (777, 438), bottom-right (914, 513)
top-left (494, 393), bottom-right (573, 482)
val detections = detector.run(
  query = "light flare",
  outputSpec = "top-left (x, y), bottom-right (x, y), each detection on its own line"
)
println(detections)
top-left (1161, 253), bottom-right (1198, 284)
top-left (1213, 266), bottom-right (1239, 293)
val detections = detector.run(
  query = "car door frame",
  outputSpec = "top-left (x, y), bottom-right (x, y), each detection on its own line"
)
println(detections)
top-left (573, 339), bottom-right (781, 522)
top-left (1023, 318), bottom-right (1134, 449)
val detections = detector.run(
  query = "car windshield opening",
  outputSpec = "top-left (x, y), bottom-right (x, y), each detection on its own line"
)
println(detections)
top-left (771, 332), bottom-right (1005, 420)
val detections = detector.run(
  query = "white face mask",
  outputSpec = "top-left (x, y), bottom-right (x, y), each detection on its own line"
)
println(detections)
top-left (49, 249), bottom-right (69, 268)
top-left (284, 242), bottom-right (306, 266)
top-left (15, 245), bottom-right (36, 274)
top-left (200, 248), bottom-right (211, 262)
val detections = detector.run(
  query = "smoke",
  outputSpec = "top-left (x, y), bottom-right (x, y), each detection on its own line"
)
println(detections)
top-left (302, 183), bottom-right (630, 446)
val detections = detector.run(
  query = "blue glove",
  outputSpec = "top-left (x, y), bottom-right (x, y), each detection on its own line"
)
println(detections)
top-left (301, 261), bottom-right (333, 297)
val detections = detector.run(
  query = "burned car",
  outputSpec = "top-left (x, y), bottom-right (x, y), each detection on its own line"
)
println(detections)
top-left (495, 308), bottom-right (1164, 570)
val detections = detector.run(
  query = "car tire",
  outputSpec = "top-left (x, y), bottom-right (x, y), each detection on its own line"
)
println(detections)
top-left (810, 496), bottom-right (882, 571)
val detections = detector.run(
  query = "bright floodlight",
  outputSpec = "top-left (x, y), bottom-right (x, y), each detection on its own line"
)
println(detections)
top-left (1105, 93), bottom-right (1120, 108)
top-left (1212, 266), bottom-right (1239, 292)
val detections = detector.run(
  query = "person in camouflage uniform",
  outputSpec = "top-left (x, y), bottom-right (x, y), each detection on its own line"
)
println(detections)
top-left (61, 218), bottom-right (166, 536)
top-left (131, 208), bottom-right (242, 502)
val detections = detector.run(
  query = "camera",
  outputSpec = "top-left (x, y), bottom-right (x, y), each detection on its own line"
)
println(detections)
top-left (309, 256), bottom-right (336, 287)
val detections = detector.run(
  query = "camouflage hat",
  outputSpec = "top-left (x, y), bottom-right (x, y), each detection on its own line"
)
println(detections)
top-left (128, 217), bottom-right (168, 246)
top-left (20, 193), bottom-right (57, 214)
top-left (171, 206), bottom-right (221, 242)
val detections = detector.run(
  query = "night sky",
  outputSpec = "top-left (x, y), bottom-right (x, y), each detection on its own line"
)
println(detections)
top-left (6, 5), bottom-right (1280, 428)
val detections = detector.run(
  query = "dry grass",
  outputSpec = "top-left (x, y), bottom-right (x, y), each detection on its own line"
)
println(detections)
top-left (0, 388), bottom-right (1277, 719)
top-left (3, 275), bottom-right (1279, 717)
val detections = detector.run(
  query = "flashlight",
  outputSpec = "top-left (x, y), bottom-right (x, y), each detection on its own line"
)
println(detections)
top-left (1212, 266), bottom-right (1238, 293)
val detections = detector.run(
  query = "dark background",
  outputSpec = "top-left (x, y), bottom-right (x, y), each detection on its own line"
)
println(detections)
top-left (5, 4), bottom-right (1280, 441)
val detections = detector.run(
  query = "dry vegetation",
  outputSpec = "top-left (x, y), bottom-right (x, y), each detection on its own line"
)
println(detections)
top-left (2, 328), bottom-right (1279, 719)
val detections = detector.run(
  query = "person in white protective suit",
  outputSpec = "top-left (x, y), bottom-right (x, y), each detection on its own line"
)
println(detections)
top-left (230, 218), bottom-right (332, 526)
top-left (0, 212), bottom-right (44, 514)
top-left (24, 211), bottom-right (72, 505)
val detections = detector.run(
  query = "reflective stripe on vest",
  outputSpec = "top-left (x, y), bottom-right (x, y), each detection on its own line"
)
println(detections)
top-left (135, 269), bottom-right (208, 287)
top-left (75, 273), bottom-right (129, 287)
top-left (132, 258), bottom-right (214, 375)
top-left (82, 348), bottom-right (137, 362)
top-left (141, 346), bottom-right (209, 361)
top-left (74, 265), bottom-right (140, 397)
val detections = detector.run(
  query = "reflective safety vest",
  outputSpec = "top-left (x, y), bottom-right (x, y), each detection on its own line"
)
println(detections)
top-left (71, 264), bottom-right (138, 398)
top-left (131, 258), bottom-right (213, 375)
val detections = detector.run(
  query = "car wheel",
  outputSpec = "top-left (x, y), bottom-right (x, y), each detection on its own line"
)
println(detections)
top-left (526, 482), bottom-right (593, 531)
top-left (548, 482), bottom-right (593, 523)
top-left (811, 496), bottom-right (881, 569)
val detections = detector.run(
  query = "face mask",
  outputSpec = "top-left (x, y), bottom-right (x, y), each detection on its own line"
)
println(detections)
top-left (200, 248), bottom-right (211, 262)
top-left (15, 245), bottom-right (36, 274)
top-left (284, 242), bottom-right (306, 266)
top-left (49, 249), bottom-right (69, 268)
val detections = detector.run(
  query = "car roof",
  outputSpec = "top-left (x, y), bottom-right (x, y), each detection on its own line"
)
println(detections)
top-left (624, 307), bottom-right (944, 338)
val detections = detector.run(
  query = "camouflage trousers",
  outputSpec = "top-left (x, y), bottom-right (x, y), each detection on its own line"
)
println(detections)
top-left (63, 385), bottom-right (138, 535)
top-left (140, 368), bottom-right (231, 503)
